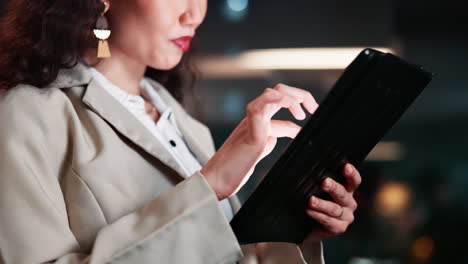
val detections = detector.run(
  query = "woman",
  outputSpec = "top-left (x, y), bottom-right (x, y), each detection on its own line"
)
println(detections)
top-left (0, 0), bottom-right (361, 263)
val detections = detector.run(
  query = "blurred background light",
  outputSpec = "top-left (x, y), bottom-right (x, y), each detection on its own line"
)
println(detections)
top-left (239, 47), bottom-right (394, 70)
top-left (227, 0), bottom-right (249, 12)
top-left (365, 141), bottom-right (405, 161)
top-left (349, 258), bottom-right (399, 264)
top-left (349, 258), bottom-right (376, 264)
top-left (223, 0), bottom-right (249, 22)
top-left (375, 182), bottom-right (412, 217)
top-left (199, 47), bottom-right (394, 78)
top-left (411, 236), bottom-right (435, 262)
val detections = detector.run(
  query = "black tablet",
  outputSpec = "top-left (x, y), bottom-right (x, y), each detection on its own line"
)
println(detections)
top-left (229, 48), bottom-right (433, 245)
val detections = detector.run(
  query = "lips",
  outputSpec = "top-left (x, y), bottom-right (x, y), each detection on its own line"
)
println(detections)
top-left (171, 36), bottom-right (193, 52)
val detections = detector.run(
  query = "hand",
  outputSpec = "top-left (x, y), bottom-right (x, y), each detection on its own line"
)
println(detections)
top-left (201, 84), bottom-right (318, 200)
top-left (304, 163), bottom-right (362, 242)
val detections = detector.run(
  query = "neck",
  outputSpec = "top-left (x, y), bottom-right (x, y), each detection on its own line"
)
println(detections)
top-left (82, 46), bottom-right (146, 95)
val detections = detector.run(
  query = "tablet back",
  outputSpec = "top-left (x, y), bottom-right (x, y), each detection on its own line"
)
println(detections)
top-left (230, 48), bottom-right (433, 245)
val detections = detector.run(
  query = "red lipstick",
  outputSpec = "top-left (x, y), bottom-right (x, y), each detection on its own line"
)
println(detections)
top-left (171, 36), bottom-right (193, 52)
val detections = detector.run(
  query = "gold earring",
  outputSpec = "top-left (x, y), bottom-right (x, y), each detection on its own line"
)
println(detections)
top-left (93, 1), bottom-right (111, 58)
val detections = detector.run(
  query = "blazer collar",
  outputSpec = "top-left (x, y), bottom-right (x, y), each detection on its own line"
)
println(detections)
top-left (52, 62), bottom-right (210, 179)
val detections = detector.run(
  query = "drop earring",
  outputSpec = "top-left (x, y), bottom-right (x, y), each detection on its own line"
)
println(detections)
top-left (93, 0), bottom-right (111, 58)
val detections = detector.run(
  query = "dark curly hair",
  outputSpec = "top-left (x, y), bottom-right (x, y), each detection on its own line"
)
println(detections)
top-left (0, 0), bottom-right (199, 103)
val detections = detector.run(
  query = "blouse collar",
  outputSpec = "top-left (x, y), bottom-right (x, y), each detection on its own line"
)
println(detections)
top-left (88, 66), bottom-right (169, 115)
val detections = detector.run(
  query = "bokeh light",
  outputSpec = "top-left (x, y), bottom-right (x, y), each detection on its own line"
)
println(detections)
top-left (223, 0), bottom-right (249, 22)
top-left (227, 0), bottom-right (248, 12)
top-left (411, 236), bottom-right (435, 262)
top-left (375, 182), bottom-right (412, 217)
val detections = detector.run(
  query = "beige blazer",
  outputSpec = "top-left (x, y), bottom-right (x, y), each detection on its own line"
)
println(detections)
top-left (0, 62), bottom-right (324, 264)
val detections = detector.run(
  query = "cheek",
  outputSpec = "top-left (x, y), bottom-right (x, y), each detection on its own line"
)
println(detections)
top-left (137, 1), bottom-right (181, 67)
top-left (139, 0), bottom-right (179, 36)
top-left (110, 0), bottom-right (184, 69)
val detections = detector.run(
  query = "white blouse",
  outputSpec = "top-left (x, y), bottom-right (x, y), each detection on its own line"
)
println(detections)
top-left (89, 67), bottom-right (234, 222)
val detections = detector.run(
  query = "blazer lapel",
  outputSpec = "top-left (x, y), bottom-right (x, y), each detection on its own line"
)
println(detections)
top-left (53, 62), bottom-right (242, 216)
top-left (81, 76), bottom-right (188, 179)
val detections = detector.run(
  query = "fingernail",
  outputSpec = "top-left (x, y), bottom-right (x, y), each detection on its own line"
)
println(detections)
top-left (323, 178), bottom-right (331, 189)
top-left (311, 196), bottom-right (318, 206)
top-left (346, 164), bottom-right (353, 175)
top-left (298, 112), bottom-right (306, 120)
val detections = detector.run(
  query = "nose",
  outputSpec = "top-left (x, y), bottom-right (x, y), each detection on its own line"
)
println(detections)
top-left (180, 0), bottom-right (207, 28)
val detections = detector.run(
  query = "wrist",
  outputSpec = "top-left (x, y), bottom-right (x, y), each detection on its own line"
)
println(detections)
top-left (200, 166), bottom-right (226, 201)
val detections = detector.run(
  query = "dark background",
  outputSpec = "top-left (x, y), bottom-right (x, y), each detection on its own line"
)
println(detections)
top-left (195, 1), bottom-right (468, 263)
top-left (1, 0), bottom-right (466, 263)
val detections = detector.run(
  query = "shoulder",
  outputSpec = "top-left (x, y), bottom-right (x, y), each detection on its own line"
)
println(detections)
top-left (1, 83), bottom-right (69, 110)
top-left (0, 84), bottom-right (70, 140)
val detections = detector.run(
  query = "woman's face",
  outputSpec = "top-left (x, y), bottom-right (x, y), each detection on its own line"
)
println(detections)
top-left (108, 0), bottom-right (207, 70)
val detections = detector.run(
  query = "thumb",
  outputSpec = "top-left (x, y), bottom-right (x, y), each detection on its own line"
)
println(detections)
top-left (269, 120), bottom-right (301, 138)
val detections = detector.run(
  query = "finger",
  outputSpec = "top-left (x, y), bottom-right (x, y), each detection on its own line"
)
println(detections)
top-left (267, 89), bottom-right (306, 120)
top-left (306, 209), bottom-right (349, 236)
top-left (343, 163), bottom-right (362, 192)
top-left (247, 89), bottom-right (305, 137)
top-left (269, 120), bottom-right (302, 139)
top-left (246, 89), bottom-right (284, 143)
top-left (322, 177), bottom-right (355, 208)
top-left (246, 87), bottom-right (309, 143)
top-left (247, 88), bottom-right (290, 120)
top-left (285, 94), bottom-right (307, 120)
top-left (308, 196), bottom-right (353, 221)
top-left (273, 83), bottom-right (319, 114)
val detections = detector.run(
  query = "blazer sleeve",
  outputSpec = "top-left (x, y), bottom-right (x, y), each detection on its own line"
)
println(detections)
top-left (0, 88), bottom-right (243, 263)
top-left (239, 242), bottom-right (324, 264)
